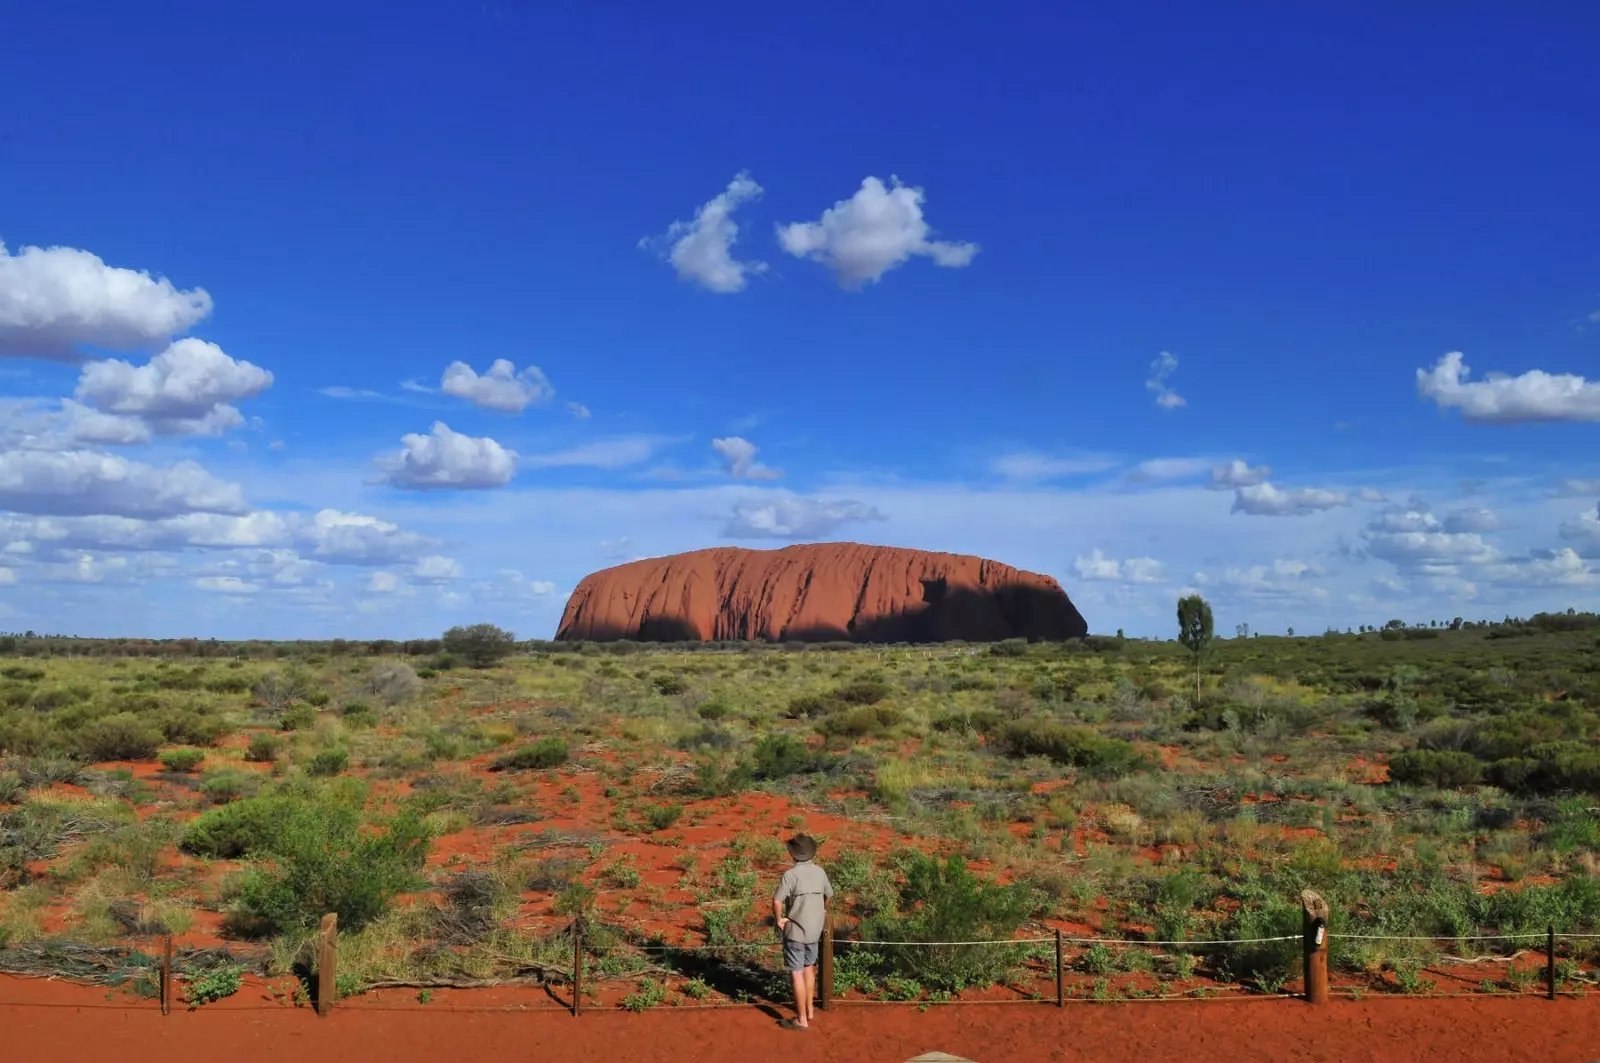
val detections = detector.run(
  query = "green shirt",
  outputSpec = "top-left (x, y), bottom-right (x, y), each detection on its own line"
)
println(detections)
top-left (774, 860), bottom-right (834, 944)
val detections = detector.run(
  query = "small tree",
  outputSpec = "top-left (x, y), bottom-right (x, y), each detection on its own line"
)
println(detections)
top-left (441, 624), bottom-right (517, 669)
top-left (1176, 594), bottom-right (1213, 704)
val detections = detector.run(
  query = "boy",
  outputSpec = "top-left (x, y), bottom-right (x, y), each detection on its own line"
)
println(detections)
top-left (772, 833), bottom-right (833, 1030)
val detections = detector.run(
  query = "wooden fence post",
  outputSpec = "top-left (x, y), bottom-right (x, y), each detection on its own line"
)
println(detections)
top-left (161, 935), bottom-right (173, 1015)
top-left (1547, 925), bottom-right (1556, 1000)
top-left (818, 910), bottom-right (834, 1011)
top-left (317, 913), bottom-right (338, 1017)
top-left (1300, 889), bottom-right (1329, 1006)
top-left (1055, 929), bottom-right (1064, 1008)
top-left (571, 917), bottom-right (583, 1017)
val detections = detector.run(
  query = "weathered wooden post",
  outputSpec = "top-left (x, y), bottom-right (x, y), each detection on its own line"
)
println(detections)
top-left (161, 935), bottom-right (174, 1015)
top-left (317, 913), bottom-right (338, 1017)
top-left (1055, 929), bottom-right (1064, 1007)
top-left (571, 917), bottom-right (584, 1017)
top-left (1301, 890), bottom-right (1329, 1006)
top-left (819, 910), bottom-right (835, 1011)
top-left (1547, 925), bottom-right (1556, 1000)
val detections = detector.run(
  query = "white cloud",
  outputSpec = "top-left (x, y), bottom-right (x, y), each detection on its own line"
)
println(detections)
top-left (196, 575), bottom-right (261, 595)
top-left (472, 569), bottom-right (558, 603)
top-left (399, 379), bottom-right (434, 394)
top-left (61, 400), bottom-right (150, 445)
top-left (0, 241), bottom-right (213, 359)
top-left (1417, 351), bottom-right (1600, 424)
top-left (376, 422), bottom-right (518, 489)
top-left (1362, 503), bottom-right (1499, 567)
top-left (0, 449), bottom-right (247, 518)
top-left (1208, 459), bottom-right (1270, 490)
top-left (1072, 548), bottom-right (1163, 583)
top-left (1553, 478), bottom-right (1600, 498)
top-left (1559, 504), bottom-right (1600, 558)
top-left (1194, 558), bottom-right (1328, 601)
top-left (1442, 506), bottom-right (1503, 534)
top-left (315, 386), bottom-right (383, 400)
top-left (301, 509), bottom-right (432, 566)
top-left (412, 555), bottom-right (463, 582)
top-left (991, 452), bottom-right (1117, 482)
top-left (1478, 548), bottom-right (1599, 590)
top-left (567, 402), bottom-right (591, 420)
top-left (776, 176), bottom-right (977, 287)
top-left (722, 497), bottom-right (886, 539)
top-left (1356, 487), bottom-right (1388, 503)
top-left (1145, 351), bottom-right (1185, 410)
top-left (366, 571), bottom-right (402, 594)
top-left (440, 359), bottom-right (554, 413)
top-left (647, 172), bottom-right (768, 293)
top-left (1128, 457), bottom-right (1210, 482)
top-left (1231, 482), bottom-right (1349, 517)
top-left (523, 436), bottom-right (668, 469)
top-left (711, 436), bottom-right (781, 480)
top-left (74, 338), bottom-right (272, 435)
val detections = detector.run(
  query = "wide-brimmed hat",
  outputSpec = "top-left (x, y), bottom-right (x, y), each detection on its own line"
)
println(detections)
top-left (785, 833), bottom-right (818, 861)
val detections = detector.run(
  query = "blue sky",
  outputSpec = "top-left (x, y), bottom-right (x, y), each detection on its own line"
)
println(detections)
top-left (1, 1), bottom-right (1598, 640)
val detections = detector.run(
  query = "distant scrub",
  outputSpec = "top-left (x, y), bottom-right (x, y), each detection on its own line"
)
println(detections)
top-left (491, 738), bottom-right (569, 772)
top-left (997, 720), bottom-right (1149, 775)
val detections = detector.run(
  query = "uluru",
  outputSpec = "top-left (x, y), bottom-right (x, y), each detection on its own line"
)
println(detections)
top-left (555, 543), bottom-right (1088, 643)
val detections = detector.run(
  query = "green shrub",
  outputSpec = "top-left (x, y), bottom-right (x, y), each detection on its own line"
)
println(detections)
top-left (643, 803), bottom-right (684, 832)
top-left (751, 733), bottom-right (819, 780)
top-left (931, 709), bottom-right (1003, 736)
top-left (280, 704), bottom-right (316, 732)
top-left (441, 624), bottom-right (516, 669)
top-left (491, 738), bottom-right (569, 772)
top-left (159, 748), bottom-right (206, 773)
top-left (990, 638), bottom-right (1029, 658)
top-left (77, 713), bottom-right (164, 762)
top-left (818, 704), bottom-right (903, 739)
top-left (230, 804), bottom-right (431, 934)
top-left (696, 699), bottom-right (732, 721)
top-left (307, 747), bottom-right (349, 777)
top-left (186, 965), bottom-right (243, 1006)
top-left (652, 674), bottom-right (687, 696)
top-left (858, 852), bottom-right (1035, 992)
top-left (198, 770), bottom-right (257, 804)
top-left (998, 720), bottom-right (1149, 775)
top-left (245, 733), bottom-right (283, 762)
top-left (182, 796), bottom-right (295, 858)
top-left (366, 661), bottom-right (421, 706)
top-left (1388, 750), bottom-right (1482, 789)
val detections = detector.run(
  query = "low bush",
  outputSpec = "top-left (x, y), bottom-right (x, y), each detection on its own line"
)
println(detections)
top-left (307, 747), bottom-right (349, 777)
top-left (998, 720), bottom-right (1149, 775)
top-left (366, 661), bottom-right (421, 706)
top-left (159, 748), bottom-right (206, 773)
top-left (1388, 750), bottom-right (1482, 789)
top-left (245, 733), bottom-right (283, 762)
top-left (77, 713), bottom-right (164, 762)
top-left (818, 704), bottom-right (903, 739)
top-left (491, 738), bottom-right (569, 772)
top-left (751, 733), bottom-right (821, 780)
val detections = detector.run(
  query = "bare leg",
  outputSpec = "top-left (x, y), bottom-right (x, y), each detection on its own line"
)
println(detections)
top-left (789, 970), bottom-right (809, 1027)
top-left (803, 965), bottom-right (817, 1020)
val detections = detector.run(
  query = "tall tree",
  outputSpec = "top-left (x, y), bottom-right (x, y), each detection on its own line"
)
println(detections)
top-left (1177, 594), bottom-right (1213, 703)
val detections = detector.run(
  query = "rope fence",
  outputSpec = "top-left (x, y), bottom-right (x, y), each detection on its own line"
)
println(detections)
top-left (4, 890), bottom-right (1598, 1016)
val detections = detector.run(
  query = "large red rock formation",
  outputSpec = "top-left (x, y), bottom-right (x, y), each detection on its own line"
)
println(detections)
top-left (556, 542), bottom-right (1088, 643)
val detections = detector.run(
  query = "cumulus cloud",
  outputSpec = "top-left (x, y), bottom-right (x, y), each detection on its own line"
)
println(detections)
top-left (300, 509), bottom-right (432, 566)
top-left (196, 576), bottom-right (261, 595)
top-left (74, 338), bottom-right (273, 436)
top-left (1145, 351), bottom-right (1185, 410)
top-left (711, 436), bottom-right (781, 480)
top-left (1560, 504), bottom-right (1600, 558)
top-left (645, 172), bottom-right (768, 293)
top-left (366, 571), bottom-right (403, 594)
top-left (440, 359), bottom-right (554, 413)
top-left (567, 402), bottom-right (591, 420)
top-left (1072, 549), bottom-right (1163, 583)
top-left (1442, 507), bottom-right (1504, 534)
top-left (0, 241), bottom-right (213, 359)
top-left (1553, 478), bottom-right (1600, 498)
top-left (376, 422), bottom-right (517, 489)
top-left (1356, 487), bottom-right (1388, 503)
top-left (1361, 503), bottom-right (1499, 567)
top-left (1417, 351), bottom-right (1600, 424)
top-left (722, 497), bottom-right (885, 539)
top-left (472, 569), bottom-right (558, 603)
top-left (1231, 482), bottom-right (1349, 517)
top-left (0, 449), bottom-right (247, 518)
top-left (61, 400), bottom-right (150, 445)
top-left (991, 452), bottom-right (1117, 482)
top-left (1208, 459), bottom-right (1270, 490)
top-left (1478, 548), bottom-right (1599, 590)
top-left (776, 176), bottom-right (977, 287)
top-left (412, 555), bottom-right (463, 582)
top-left (1194, 558), bottom-right (1328, 601)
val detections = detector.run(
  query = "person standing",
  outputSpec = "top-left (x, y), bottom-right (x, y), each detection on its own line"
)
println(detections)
top-left (772, 833), bottom-right (832, 1030)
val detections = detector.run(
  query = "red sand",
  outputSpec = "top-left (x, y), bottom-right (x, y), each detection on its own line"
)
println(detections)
top-left (4, 975), bottom-right (1597, 1063)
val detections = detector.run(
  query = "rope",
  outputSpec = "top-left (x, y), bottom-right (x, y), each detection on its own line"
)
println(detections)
top-left (841, 935), bottom-right (1301, 947)
top-left (1333, 932), bottom-right (1549, 942)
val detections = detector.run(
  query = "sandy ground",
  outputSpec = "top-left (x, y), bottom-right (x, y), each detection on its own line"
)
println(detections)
top-left (5, 975), bottom-right (1600, 1063)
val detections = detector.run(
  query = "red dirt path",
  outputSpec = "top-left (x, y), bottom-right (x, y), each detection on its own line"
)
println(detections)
top-left (5, 976), bottom-right (1598, 1063)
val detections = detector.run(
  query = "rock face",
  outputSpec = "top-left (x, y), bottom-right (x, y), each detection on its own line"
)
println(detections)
top-left (556, 542), bottom-right (1088, 643)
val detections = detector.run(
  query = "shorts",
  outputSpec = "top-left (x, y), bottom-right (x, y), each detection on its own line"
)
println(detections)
top-left (783, 938), bottom-right (820, 972)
